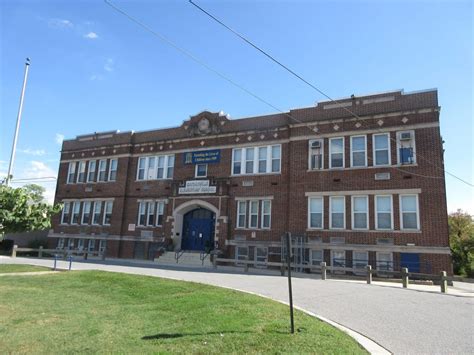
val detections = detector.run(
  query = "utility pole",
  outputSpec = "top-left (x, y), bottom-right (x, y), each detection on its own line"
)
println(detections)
top-left (5, 58), bottom-right (30, 186)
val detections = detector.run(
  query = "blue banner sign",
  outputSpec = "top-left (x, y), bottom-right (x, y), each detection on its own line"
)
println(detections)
top-left (183, 149), bottom-right (221, 164)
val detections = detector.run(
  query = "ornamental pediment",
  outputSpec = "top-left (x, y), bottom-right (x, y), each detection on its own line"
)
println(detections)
top-left (181, 111), bottom-right (229, 137)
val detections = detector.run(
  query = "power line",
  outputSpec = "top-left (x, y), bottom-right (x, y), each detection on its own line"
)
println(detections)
top-left (188, 0), bottom-right (473, 188)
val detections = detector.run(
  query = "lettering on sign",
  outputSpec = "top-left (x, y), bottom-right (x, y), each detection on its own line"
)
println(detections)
top-left (242, 180), bottom-right (254, 187)
top-left (183, 149), bottom-right (221, 164)
top-left (178, 180), bottom-right (217, 194)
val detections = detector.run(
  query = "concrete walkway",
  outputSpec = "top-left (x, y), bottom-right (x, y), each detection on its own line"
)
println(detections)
top-left (1, 257), bottom-right (473, 355)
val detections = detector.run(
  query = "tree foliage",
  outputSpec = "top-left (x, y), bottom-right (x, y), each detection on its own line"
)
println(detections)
top-left (0, 185), bottom-right (62, 237)
top-left (22, 184), bottom-right (47, 203)
top-left (448, 209), bottom-right (474, 277)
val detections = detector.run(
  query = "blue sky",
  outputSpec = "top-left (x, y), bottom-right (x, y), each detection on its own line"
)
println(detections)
top-left (1, 0), bottom-right (472, 211)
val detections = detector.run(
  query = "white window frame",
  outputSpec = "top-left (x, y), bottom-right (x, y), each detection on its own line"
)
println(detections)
top-left (81, 201), bottom-right (92, 225)
top-left (108, 159), bottom-right (118, 181)
top-left (396, 130), bottom-right (416, 165)
top-left (87, 160), bottom-right (96, 183)
top-left (232, 149), bottom-right (242, 175)
top-left (57, 238), bottom-right (65, 249)
top-left (92, 201), bottom-right (102, 225)
top-left (310, 249), bottom-right (323, 266)
top-left (331, 250), bottom-right (346, 272)
top-left (137, 201), bottom-right (147, 226)
top-left (195, 163), bottom-right (208, 178)
top-left (308, 197), bottom-right (324, 229)
top-left (258, 146), bottom-right (268, 174)
top-left (271, 145), bottom-right (281, 173)
top-left (231, 144), bottom-right (281, 176)
top-left (103, 201), bottom-right (113, 226)
top-left (261, 200), bottom-right (271, 229)
top-left (71, 201), bottom-right (80, 225)
top-left (156, 201), bottom-right (165, 226)
top-left (137, 157), bottom-right (146, 180)
top-left (76, 161), bottom-right (86, 183)
top-left (372, 133), bottom-right (391, 166)
top-left (61, 202), bottom-right (71, 224)
top-left (308, 139), bottom-right (324, 170)
top-left (254, 247), bottom-right (268, 267)
top-left (236, 201), bottom-right (247, 229)
top-left (248, 200), bottom-right (259, 229)
top-left (77, 239), bottom-right (85, 251)
top-left (235, 246), bottom-right (249, 266)
top-left (97, 159), bottom-right (107, 182)
top-left (375, 195), bottom-right (393, 230)
top-left (376, 252), bottom-right (393, 272)
top-left (350, 135), bottom-right (367, 167)
top-left (99, 240), bottom-right (107, 253)
top-left (137, 155), bottom-right (174, 181)
top-left (166, 155), bottom-right (174, 179)
top-left (329, 196), bottom-right (346, 230)
top-left (329, 137), bottom-right (345, 169)
top-left (399, 194), bottom-right (420, 230)
top-left (146, 201), bottom-right (155, 227)
top-left (88, 239), bottom-right (95, 252)
top-left (353, 251), bottom-right (369, 274)
top-left (351, 195), bottom-right (369, 230)
top-left (67, 162), bottom-right (76, 184)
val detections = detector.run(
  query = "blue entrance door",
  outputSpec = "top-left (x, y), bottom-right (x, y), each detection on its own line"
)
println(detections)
top-left (400, 253), bottom-right (420, 273)
top-left (181, 208), bottom-right (215, 251)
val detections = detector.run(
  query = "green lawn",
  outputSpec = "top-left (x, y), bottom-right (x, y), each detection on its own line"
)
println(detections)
top-left (0, 271), bottom-right (366, 354)
top-left (0, 264), bottom-right (52, 273)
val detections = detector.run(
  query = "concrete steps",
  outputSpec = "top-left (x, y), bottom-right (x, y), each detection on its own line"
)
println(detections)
top-left (154, 251), bottom-right (212, 267)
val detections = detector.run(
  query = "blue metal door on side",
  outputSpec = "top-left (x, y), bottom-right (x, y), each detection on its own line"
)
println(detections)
top-left (400, 253), bottom-right (420, 273)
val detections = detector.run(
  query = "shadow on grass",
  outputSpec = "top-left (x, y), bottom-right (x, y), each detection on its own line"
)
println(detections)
top-left (142, 329), bottom-right (295, 340)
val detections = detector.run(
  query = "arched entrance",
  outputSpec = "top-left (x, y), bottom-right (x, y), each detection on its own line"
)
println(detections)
top-left (181, 208), bottom-right (215, 251)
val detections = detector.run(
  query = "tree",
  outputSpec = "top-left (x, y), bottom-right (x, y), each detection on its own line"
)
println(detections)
top-left (22, 184), bottom-right (46, 203)
top-left (448, 210), bottom-right (474, 277)
top-left (0, 185), bottom-right (62, 238)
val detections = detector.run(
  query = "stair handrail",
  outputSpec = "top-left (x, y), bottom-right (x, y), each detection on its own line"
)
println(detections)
top-left (200, 250), bottom-right (211, 265)
top-left (175, 249), bottom-right (185, 263)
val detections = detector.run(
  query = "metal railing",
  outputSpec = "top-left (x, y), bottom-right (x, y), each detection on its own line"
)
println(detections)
top-left (174, 249), bottom-right (185, 263)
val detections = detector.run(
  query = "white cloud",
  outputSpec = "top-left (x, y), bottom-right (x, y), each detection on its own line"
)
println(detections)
top-left (18, 148), bottom-right (46, 156)
top-left (48, 18), bottom-right (74, 29)
top-left (55, 133), bottom-right (64, 145)
top-left (84, 31), bottom-right (99, 39)
top-left (104, 58), bottom-right (114, 72)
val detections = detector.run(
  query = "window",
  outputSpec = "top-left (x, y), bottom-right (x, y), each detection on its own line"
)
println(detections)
top-left (310, 250), bottom-right (323, 266)
top-left (157, 156), bottom-right (165, 179)
top-left (235, 246), bottom-right (248, 266)
top-left (330, 196), bottom-right (345, 229)
top-left (77, 239), bottom-right (85, 251)
top-left (137, 157), bottom-right (146, 180)
top-left (99, 240), bottom-right (107, 254)
top-left (329, 137), bottom-right (344, 168)
top-left (350, 135), bottom-right (367, 167)
top-left (232, 145), bottom-right (281, 175)
top-left (375, 195), bottom-right (393, 230)
top-left (71, 202), bottom-right (80, 224)
top-left (146, 157), bottom-right (156, 180)
top-left (376, 252), bottom-right (393, 272)
top-left (137, 202), bottom-right (147, 226)
top-left (237, 201), bottom-right (246, 228)
top-left (146, 201), bottom-right (155, 226)
top-left (108, 159), bottom-right (118, 181)
top-left (166, 155), bottom-right (174, 179)
top-left (195, 164), bottom-right (207, 178)
top-left (309, 139), bottom-right (323, 170)
top-left (98, 159), bottom-right (107, 182)
top-left (87, 160), bottom-right (96, 182)
top-left (249, 200), bottom-right (258, 228)
top-left (92, 201), bottom-right (102, 225)
top-left (255, 247), bottom-right (268, 267)
top-left (57, 238), bottom-right (65, 249)
top-left (233, 149), bottom-right (242, 175)
top-left (397, 130), bottom-right (416, 165)
top-left (61, 202), bottom-right (71, 224)
top-left (352, 196), bottom-right (368, 230)
top-left (88, 239), bottom-right (95, 252)
top-left (331, 250), bottom-right (346, 269)
top-left (353, 251), bottom-right (368, 273)
top-left (67, 238), bottom-right (74, 250)
top-left (308, 197), bottom-right (323, 229)
top-left (77, 161), bottom-right (86, 183)
top-left (67, 162), bottom-right (76, 184)
top-left (156, 201), bottom-right (165, 226)
top-left (81, 201), bottom-right (91, 224)
top-left (245, 148), bottom-right (254, 174)
top-left (261, 200), bottom-right (271, 229)
top-left (103, 201), bottom-right (113, 225)
top-left (373, 133), bottom-right (391, 166)
top-left (400, 195), bottom-right (419, 230)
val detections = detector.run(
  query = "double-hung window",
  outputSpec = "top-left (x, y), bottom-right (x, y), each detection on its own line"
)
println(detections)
top-left (245, 148), bottom-right (254, 174)
top-left (61, 202), bottom-right (71, 224)
top-left (232, 145), bottom-right (281, 175)
top-left (137, 155), bottom-right (174, 180)
top-left (98, 159), bottom-right (107, 182)
top-left (137, 202), bottom-right (147, 226)
top-left (352, 196), bottom-right (368, 230)
top-left (99, 240), bottom-right (107, 254)
top-left (137, 157), bottom-right (146, 180)
top-left (156, 201), bottom-right (165, 226)
top-left (103, 201), bottom-right (113, 225)
top-left (147, 157), bottom-right (156, 180)
top-left (309, 139), bottom-right (323, 170)
top-left (310, 250), bottom-right (323, 266)
top-left (87, 160), bottom-right (96, 182)
top-left (57, 238), bottom-right (65, 249)
top-left (156, 156), bottom-right (165, 179)
top-left (248, 200), bottom-right (259, 229)
top-left (81, 201), bottom-right (91, 224)
top-left (71, 201), bottom-right (80, 224)
top-left (67, 162), bottom-right (76, 184)
top-left (397, 130), bottom-right (416, 165)
top-left (308, 197), bottom-right (323, 229)
top-left (92, 201), bottom-right (102, 225)
top-left (77, 161), bottom-right (86, 183)
top-left (330, 196), bottom-right (345, 229)
top-left (329, 137), bottom-right (344, 168)
top-left (400, 195), bottom-right (419, 230)
top-left (146, 201), bottom-right (155, 226)
top-left (108, 159), bottom-right (118, 181)
top-left (350, 135), bottom-right (367, 167)
top-left (195, 164), bottom-right (207, 178)
top-left (233, 149), bottom-right (242, 175)
top-left (271, 145), bottom-right (281, 172)
top-left (88, 239), bottom-right (95, 252)
top-left (373, 133), bottom-right (391, 166)
top-left (258, 146), bottom-right (267, 173)
top-left (236, 201), bottom-right (246, 228)
top-left (166, 155), bottom-right (174, 179)
top-left (375, 195), bottom-right (393, 230)
top-left (261, 200), bottom-right (271, 229)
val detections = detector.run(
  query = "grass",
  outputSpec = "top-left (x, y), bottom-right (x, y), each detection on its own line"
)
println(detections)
top-left (0, 264), bottom-right (52, 273)
top-left (0, 271), bottom-right (366, 354)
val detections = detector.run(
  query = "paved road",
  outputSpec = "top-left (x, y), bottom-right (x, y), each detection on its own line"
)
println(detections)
top-left (2, 257), bottom-right (473, 354)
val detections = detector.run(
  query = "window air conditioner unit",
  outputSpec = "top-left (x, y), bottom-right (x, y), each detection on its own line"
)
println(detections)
top-left (311, 140), bottom-right (321, 149)
top-left (400, 132), bottom-right (412, 141)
